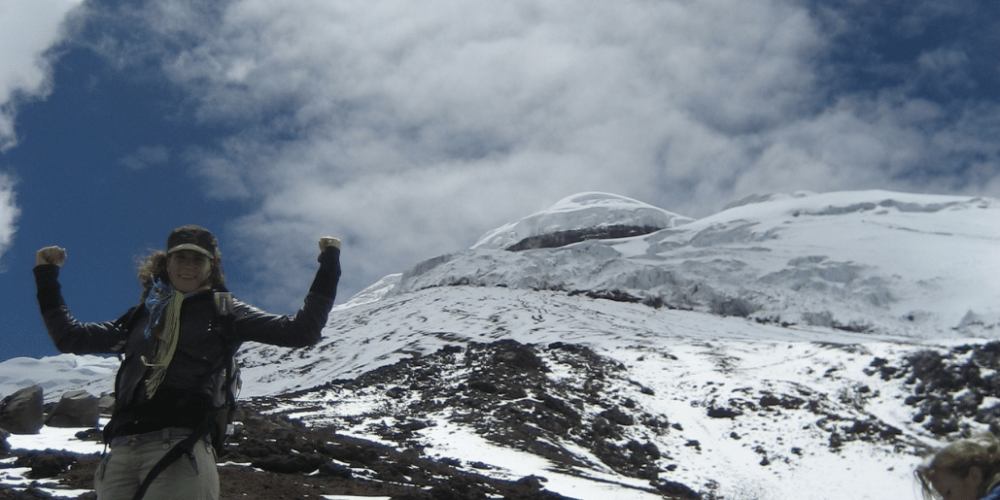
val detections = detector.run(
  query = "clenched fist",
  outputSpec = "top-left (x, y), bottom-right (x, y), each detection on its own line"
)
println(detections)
top-left (318, 237), bottom-right (341, 252)
top-left (36, 246), bottom-right (67, 267)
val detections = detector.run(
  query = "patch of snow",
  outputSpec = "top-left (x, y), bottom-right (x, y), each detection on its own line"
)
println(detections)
top-left (4, 419), bottom-right (107, 455)
top-left (0, 354), bottom-right (116, 402)
top-left (335, 273), bottom-right (402, 311)
top-left (415, 420), bottom-right (664, 500)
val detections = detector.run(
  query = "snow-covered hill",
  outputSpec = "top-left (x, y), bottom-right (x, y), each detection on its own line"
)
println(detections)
top-left (3, 190), bottom-right (999, 500)
top-left (393, 190), bottom-right (1000, 338)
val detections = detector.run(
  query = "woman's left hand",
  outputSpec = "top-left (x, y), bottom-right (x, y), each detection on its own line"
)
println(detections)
top-left (318, 237), bottom-right (341, 254)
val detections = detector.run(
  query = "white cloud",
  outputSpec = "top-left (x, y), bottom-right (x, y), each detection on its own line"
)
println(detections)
top-left (0, 173), bottom-right (20, 268)
top-left (0, 0), bottom-right (74, 267)
top-left (94, 0), bottom-right (1000, 307)
top-left (0, 0), bottom-right (84, 151)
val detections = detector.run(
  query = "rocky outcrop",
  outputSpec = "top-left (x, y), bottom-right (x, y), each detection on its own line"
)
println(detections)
top-left (868, 341), bottom-right (1000, 437)
top-left (0, 385), bottom-right (44, 435)
top-left (260, 340), bottom-right (682, 497)
top-left (3, 407), bottom-right (580, 500)
top-left (45, 390), bottom-right (100, 428)
top-left (505, 224), bottom-right (665, 251)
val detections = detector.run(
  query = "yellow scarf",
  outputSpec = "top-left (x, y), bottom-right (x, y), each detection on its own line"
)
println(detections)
top-left (140, 288), bottom-right (184, 399)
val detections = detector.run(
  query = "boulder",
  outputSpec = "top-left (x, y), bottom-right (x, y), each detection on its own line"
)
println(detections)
top-left (98, 393), bottom-right (115, 416)
top-left (0, 385), bottom-right (44, 434)
top-left (46, 390), bottom-right (100, 428)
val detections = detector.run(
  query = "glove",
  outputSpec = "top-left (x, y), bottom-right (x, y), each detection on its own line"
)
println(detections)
top-left (310, 237), bottom-right (341, 299)
top-left (36, 246), bottom-right (67, 267)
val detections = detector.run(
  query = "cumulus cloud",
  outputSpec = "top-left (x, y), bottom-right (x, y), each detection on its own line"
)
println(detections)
top-left (0, 0), bottom-right (84, 151)
top-left (83, 0), bottom-right (1000, 307)
top-left (0, 173), bottom-right (19, 269)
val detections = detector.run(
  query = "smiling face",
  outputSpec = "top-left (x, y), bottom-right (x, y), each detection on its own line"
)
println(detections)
top-left (166, 250), bottom-right (213, 293)
top-left (931, 469), bottom-right (983, 500)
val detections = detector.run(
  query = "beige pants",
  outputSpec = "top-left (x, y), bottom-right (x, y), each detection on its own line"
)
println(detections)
top-left (95, 429), bottom-right (219, 500)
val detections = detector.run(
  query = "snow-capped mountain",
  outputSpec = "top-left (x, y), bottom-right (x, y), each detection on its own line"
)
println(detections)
top-left (395, 190), bottom-right (999, 338)
top-left (3, 190), bottom-right (999, 500)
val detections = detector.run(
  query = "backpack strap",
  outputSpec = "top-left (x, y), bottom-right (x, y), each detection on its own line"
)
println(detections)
top-left (212, 291), bottom-right (240, 453)
top-left (130, 416), bottom-right (216, 500)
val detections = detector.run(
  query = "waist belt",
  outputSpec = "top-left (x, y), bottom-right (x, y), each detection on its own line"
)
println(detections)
top-left (110, 427), bottom-right (193, 447)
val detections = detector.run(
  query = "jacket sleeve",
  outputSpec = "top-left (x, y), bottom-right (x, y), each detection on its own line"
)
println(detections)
top-left (232, 246), bottom-right (340, 348)
top-left (34, 264), bottom-right (132, 355)
top-left (232, 293), bottom-right (334, 348)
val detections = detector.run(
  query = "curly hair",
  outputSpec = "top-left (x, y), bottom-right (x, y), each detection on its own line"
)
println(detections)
top-left (136, 249), bottom-right (226, 301)
top-left (916, 433), bottom-right (1000, 500)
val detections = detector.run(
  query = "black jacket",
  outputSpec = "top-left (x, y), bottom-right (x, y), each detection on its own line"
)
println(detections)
top-left (34, 248), bottom-right (340, 440)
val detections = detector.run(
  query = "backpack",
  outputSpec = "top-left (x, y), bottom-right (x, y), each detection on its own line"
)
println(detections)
top-left (211, 291), bottom-right (242, 453)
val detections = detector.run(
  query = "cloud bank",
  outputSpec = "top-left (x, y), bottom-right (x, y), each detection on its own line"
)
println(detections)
top-left (77, 0), bottom-right (1000, 308)
top-left (0, 0), bottom-right (83, 151)
top-left (0, 0), bottom-right (80, 265)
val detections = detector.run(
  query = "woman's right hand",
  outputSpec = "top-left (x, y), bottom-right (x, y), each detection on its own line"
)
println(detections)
top-left (36, 246), bottom-right (67, 267)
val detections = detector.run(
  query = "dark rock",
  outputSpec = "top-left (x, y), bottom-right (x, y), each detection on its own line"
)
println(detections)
top-left (879, 425), bottom-right (902, 439)
top-left (707, 406), bottom-right (742, 419)
top-left (318, 461), bottom-right (353, 479)
top-left (829, 432), bottom-right (843, 449)
top-left (653, 479), bottom-right (702, 499)
top-left (592, 416), bottom-right (613, 437)
top-left (505, 225), bottom-right (664, 251)
top-left (15, 451), bottom-right (78, 479)
top-left (0, 385), bottom-right (44, 434)
top-left (46, 390), bottom-right (100, 428)
top-left (542, 395), bottom-right (581, 421)
top-left (514, 475), bottom-right (545, 491)
top-left (97, 394), bottom-right (115, 416)
top-left (712, 297), bottom-right (758, 318)
top-left (74, 428), bottom-right (103, 442)
top-left (469, 381), bottom-right (498, 394)
top-left (395, 420), bottom-right (429, 432)
top-left (251, 453), bottom-right (327, 474)
top-left (600, 407), bottom-right (634, 426)
top-left (312, 441), bottom-right (380, 467)
top-left (760, 393), bottom-right (805, 410)
top-left (494, 342), bottom-right (544, 372)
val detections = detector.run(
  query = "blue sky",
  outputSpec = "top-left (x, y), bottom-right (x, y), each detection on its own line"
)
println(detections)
top-left (1, 0), bottom-right (998, 362)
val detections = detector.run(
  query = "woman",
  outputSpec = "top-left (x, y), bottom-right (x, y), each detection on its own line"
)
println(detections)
top-left (34, 225), bottom-right (341, 500)
top-left (916, 432), bottom-right (1000, 500)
